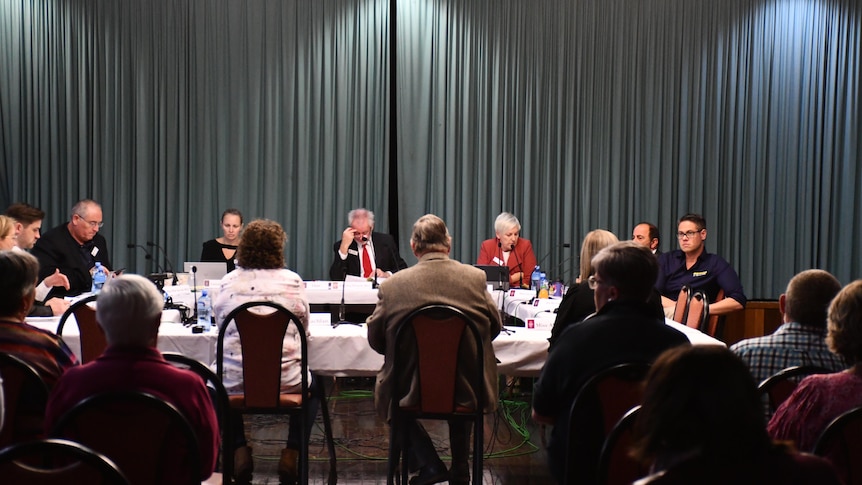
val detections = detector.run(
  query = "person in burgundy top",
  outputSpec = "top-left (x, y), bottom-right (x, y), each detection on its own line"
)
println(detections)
top-left (769, 280), bottom-right (862, 483)
top-left (45, 274), bottom-right (219, 482)
top-left (476, 212), bottom-right (537, 289)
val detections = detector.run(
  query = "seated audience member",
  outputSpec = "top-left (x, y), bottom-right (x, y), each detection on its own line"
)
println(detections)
top-left (31, 199), bottom-right (112, 298)
top-left (630, 346), bottom-right (841, 484)
top-left (632, 221), bottom-right (661, 254)
top-left (549, 229), bottom-right (618, 348)
top-left (201, 208), bottom-right (243, 273)
top-left (0, 215), bottom-right (17, 251)
top-left (476, 212), bottom-right (538, 289)
top-left (532, 242), bottom-right (689, 484)
top-left (768, 280), bottom-right (862, 479)
top-left (367, 214), bottom-right (501, 485)
top-left (329, 208), bottom-right (408, 281)
top-left (0, 251), bottom-right (77, 387)
top-left (44, 275), bottom-right (219, 481)
top-left (5, 203), bottom-right (71, 316)
top-left (211, 219), bottom-right (318, 484)
top-left (731, 269), bottom-right (845, 389)
top-left (655, 213), bottom-right (746, 316)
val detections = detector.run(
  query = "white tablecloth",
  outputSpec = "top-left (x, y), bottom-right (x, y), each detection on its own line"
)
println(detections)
top-left (26, 318), bottom-right (550, 377)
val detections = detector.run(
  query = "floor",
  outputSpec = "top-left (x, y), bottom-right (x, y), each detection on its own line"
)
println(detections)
top-left (242, 377), bottom-right (554, 484)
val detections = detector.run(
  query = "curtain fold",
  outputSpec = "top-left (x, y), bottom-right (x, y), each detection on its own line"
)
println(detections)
top-left (1, 0), bottom-right (859, 297)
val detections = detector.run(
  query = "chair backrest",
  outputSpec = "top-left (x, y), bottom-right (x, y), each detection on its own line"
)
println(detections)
top-left (813, 405), bottom-right (862, 485)
top-left (0, 438), bottom-right (129, 484)
top-left (393, 304), bottom-right (485, 416)
top-left (704, 289), bottom-right (725, 338)
top-left (216, 301), bottom-right (308, 409)
top-left (757, 365), bottom-right (834, 416)
top-left (597, 405), bottom-right (648, 485)
top-left (51, 390), bottom-right (201, 484)
top-left (686, 291), bottom-right (709, 331)
top-left (162, 352), bottom-right (231, 480)
top-left (0, 352), bottom-right (50, 447)
top-left (672, 286), bottom-right (691, 324)
top-left (56, 295), bottom-right (105, 363)
top-left (565, 362), bottom-right (651, 485)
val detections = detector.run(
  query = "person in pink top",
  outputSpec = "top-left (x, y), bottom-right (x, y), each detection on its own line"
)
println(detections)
top-left (768, 280), bottom-right (862, 482)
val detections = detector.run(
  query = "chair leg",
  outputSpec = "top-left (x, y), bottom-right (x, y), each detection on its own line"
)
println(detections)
top-left (387, 418), bottom-right (399, 485)
top-left (316, 378), bottom-right (338, 478)
top-left (473, 415), bottom-right (483, 485)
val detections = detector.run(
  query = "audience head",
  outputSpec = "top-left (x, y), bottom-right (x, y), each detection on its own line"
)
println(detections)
top-left (347, 208), bottom-right (375, 245)
top-left (590, 241), bottom-right (657, 310)
top-left (632, 222), bottom-right (660, 252)
top-left (827, 280), bottom-right (862, 365)
top-left (0, 215), bottom-right (17, 251)
top-left (5, 203), bottom-right (45, 250)
top-left (68, 199), bottom-right (103, 245)
top-left (782, 269), bottom-right (841, 328)
top-left (578, 229), bottom-right (619, 281)
top-left (676, 213), bottom-right (707, 255)
top-left (410, 214), bottom-right (451, 256)
top-left (235, 219), bottom-right (287, 270)
top-left (494, 212), bottom-right (521, 251)
top-left (0, 250), bottom-right (39, 319)
top-left (631, 346), bottom-right (770, 469)
top-left (96, 275), bottom-right (164, 347)
top-left (220, 208), bottom-right (244, 243)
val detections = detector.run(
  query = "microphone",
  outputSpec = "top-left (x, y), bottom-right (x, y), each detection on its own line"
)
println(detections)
top-left (147, 241), bottom-right (178, 285)
top-left (536, 242), bottom-right (572, 268)
top-left (510, 244), bottom-right (524, 289)
top-left (497, 239), bottom-right (503, 266)
top-left (191, 265), bottom-right (198, 321)
top-left (548, 256), bottom-right (574, 283)
top-left (127, 243), bottom-right (155, 273)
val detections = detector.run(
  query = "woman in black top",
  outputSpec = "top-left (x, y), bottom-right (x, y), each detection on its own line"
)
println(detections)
top-left (200, 208), bottom-right (243, 272)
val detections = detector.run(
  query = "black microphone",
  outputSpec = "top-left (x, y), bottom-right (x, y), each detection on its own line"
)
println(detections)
top-left (127, 243), bottom-right (155, 273)
top-left (510, 244), bottom-right (524, 289)
top-left (147, 241), bottom-right (178, 285)
top-left (191, 265), bottom-right (198, 321)
top-left (334, 277), bottom-right (350, 328)
top-left (548, 255), bottom-right (574, 283)
top-left (536, 242), bottom-right (572, 268)
top-left (497, 239), bottom-right (503, 266)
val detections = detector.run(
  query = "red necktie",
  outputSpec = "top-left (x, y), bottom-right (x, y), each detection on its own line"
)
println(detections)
top-left (362, 244), bottom-right (373, 278)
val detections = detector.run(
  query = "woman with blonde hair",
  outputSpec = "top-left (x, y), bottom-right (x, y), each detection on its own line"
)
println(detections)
top-left (548, 229), bottom-right (618, 348)
top-left (0, 215), bottom-right (18, 251)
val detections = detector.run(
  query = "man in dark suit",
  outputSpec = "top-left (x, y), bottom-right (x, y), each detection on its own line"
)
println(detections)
top-left (31, 199), bottom-right (112, 298)
top-left (328, 208), bottom-right (408, 281)
top-left (632, 221), bottom-right (661, 254)
top-left (367, 214), bottom-right (501, 485)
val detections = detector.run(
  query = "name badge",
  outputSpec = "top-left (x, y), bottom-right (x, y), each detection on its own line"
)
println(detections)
top-left (492, 257), bottom-right (504, 266)
top-left (348, 249), bottom-right (359, 256)
top-left (91, 247), bottom-right (99, 257)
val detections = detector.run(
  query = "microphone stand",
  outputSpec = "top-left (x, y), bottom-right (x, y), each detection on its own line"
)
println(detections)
top-left (191, 265), bottom-right (198, 321)
top-left (510, 244), bottom-right (524, 289)
top-left (127, 243), bottom-right (155, 274)
top-left (147, 241), bottom-right (178, 285)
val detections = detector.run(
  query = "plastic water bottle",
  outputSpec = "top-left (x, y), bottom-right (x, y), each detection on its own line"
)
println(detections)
top-left (197, 290), bottom-right (212, 330)
top-left (539, 273), bottom-right (550, 299)
top-left (531, 266), bottom-right (542, 295)
top-left (91, 262), bottom-right (107, 293)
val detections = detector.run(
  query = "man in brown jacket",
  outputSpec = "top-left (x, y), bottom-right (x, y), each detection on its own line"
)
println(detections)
top-left (367, 214), bottom-right (502, 485)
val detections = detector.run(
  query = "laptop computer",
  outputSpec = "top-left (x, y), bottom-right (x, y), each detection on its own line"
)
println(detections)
top-left (474, 265), bottom-right (510, 291)
top-left (182, 261), bottom-right (229, 286)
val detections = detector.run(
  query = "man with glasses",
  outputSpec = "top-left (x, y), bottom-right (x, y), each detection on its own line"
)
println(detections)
top-left (532, 242), bottom-right (689, 484)
top-left (32, 199), bottom-right (112, 298)
top-left (655, 213), bottom-right (746, 317)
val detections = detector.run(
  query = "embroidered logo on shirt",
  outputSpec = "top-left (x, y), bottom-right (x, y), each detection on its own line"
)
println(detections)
top-left (692, 271), bottom-right (708, 277)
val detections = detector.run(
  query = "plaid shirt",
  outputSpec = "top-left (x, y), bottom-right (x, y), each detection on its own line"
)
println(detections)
top-left (731, 321), bottom-right (847, 387)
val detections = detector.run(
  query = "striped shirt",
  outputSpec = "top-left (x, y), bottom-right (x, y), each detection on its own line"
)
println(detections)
top-left (0, 320), bottom-right (78, 387)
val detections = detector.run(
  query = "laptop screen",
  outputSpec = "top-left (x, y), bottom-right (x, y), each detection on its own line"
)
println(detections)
top-left (473, 265), bottom-right (510, 291)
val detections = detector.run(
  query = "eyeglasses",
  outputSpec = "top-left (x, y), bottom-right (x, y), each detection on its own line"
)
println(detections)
top-left (676, 230), bottom-right (702, 239)
top-left (76, 214), bottom-right (104, 229)
top-left (587, 275), bottom-right (605, 290)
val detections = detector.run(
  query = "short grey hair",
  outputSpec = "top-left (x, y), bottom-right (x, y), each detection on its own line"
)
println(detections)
top-left (348, 208), bottom-right (375, 227)
top-left (494, 212), bottom-right (521, 235)
top-left (71, 199), bottom-right (100, 219)
top-left (591, 241), bottom-right (658, 302)
top-left (96, 274), bottom-right (164, 347)
top-left (0, 251), bottom-right (39, 317)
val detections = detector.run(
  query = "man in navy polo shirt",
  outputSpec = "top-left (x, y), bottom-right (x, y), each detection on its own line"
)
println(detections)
top-left (655, 213), bottom-right (746, 317)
